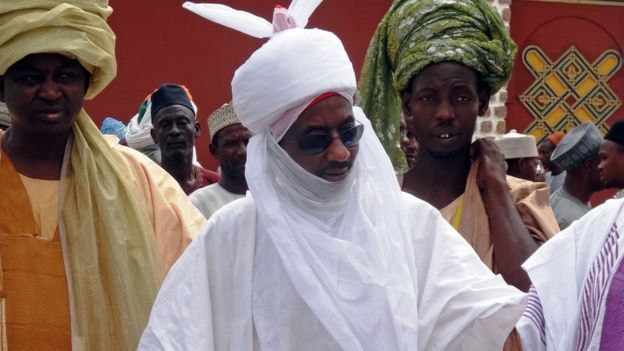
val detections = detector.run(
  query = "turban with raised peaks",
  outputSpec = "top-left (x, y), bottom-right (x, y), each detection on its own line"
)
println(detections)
top-left (232, 28), bottom-right (356, 134)
top-left (0, 0), bottom-right (116, 99)
top-left (358, 0), bottom-right (516, 172)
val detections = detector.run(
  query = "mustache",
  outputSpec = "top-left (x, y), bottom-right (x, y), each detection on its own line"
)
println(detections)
top-left (321, 161), bottom-right (354, 173)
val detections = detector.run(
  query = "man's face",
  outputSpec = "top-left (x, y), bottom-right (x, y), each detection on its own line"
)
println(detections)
top-left (588, 151), bottom-right (605, 192)
top-left (211, 124), bottom-right (250, 180)
top-left (151, 105), bottom-right (199, 160)
top-left (598, 140), bottom-right (624, 189)
top-left (401, 61), bottom-right (489, 159)
top-left (279, 95), bottom-right (360, 182)
top-left (400, 113), bottom-right (419, 169)
top-left (0, 53), bottom-right (88, 135)
top-left (538, 139), bottom-right (558, 172)
top-left (516, 157), bottom-right (540, 182)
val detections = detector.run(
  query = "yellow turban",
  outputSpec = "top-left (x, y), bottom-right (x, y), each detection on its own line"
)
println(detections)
top-left (0, 0), bottom-right (116, 99)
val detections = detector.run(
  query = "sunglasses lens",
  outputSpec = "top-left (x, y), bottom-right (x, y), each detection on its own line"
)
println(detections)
top-left (341, 124), bottom-right (364, 148)
top-left (298, 134), bottom-right (331, 155)
top-left (297, 124), bottom-right (364, 155)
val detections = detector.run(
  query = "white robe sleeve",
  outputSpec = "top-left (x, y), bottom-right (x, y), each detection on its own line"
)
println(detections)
top-left (516, 286), bottom-right (547, 351)
top-left (402, 193), bottom-right (528, 350)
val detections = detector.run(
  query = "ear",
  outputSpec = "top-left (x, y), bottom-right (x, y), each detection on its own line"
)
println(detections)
top-left (478, 89), bottom-right (490, 116)
top-left (194, 121), bottom-right (201, 138)
top-left (150, 128), bottom-right (158, 144)
top-left (209, 142), bottom-right (218, 157)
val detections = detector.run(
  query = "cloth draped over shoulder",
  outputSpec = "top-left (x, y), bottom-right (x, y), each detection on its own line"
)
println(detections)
top-left (0, 1), bottom-right (201, 349)
top-left (358, 0), bottom-right (517, 172)
top-left (440, 162), bottom-right (560, 270)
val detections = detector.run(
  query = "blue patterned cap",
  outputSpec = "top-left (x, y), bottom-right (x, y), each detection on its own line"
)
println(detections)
top-left (551, 122), bottom-right (602, 171)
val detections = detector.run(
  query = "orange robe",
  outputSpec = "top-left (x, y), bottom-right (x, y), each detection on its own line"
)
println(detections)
top-left (0, 149), bottom-right (71, 350)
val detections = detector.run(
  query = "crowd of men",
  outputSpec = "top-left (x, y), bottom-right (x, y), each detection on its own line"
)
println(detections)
top-left (1, 0), bottom-right (624, 350)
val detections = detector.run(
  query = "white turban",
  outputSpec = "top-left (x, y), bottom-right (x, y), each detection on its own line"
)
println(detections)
top-left (232, 28), bottom-right (356, 134)
top-left (184, 2), bottom-right (419, 349)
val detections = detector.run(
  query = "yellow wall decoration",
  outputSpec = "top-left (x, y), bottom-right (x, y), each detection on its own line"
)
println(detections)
top-left (519, 46), bottom-right (621, 141)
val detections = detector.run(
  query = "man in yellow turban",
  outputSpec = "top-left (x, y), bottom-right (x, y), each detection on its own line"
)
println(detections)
top-left (0, 1), bottom-right (206, 349)
top-left (359, 0), bottom-right (559, 294)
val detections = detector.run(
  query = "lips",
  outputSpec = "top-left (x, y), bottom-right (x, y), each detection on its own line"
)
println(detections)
top-left (166, 141), bottom-right (187, 149)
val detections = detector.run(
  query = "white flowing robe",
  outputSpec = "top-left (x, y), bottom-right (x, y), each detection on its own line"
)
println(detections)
top-left (139, 192), bottom-right (526, 351)
top-left (517, 199), bottom-right (624, 351)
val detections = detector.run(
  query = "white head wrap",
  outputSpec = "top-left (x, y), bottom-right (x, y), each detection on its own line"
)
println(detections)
top-left (185, 2), bottom-right (419, 349)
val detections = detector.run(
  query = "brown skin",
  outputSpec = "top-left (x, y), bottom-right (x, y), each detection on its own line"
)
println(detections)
top-left (400, 113), bottom-right (419, 170)
top-left (507, 156), bottom-right (540, 182)
top-left (151, 104), bottom-right (200, 194)
top-left (538, 139), bottom-right (563, 175)
top-left (563, 151), bottom-right (604, 204)
top-left (0, 53), bottom-right (89, 180)
top-left (401, 61), bottom-right (537, 291)
top-left (209, 123), bottom-right (250, 195)
top-left (598, 139), bottom-right (624, 189)
top-left (279, 95), bottom-right (358, 182)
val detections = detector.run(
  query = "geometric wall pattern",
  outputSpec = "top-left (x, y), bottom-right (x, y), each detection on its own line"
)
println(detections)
top-left (519, 45), bottom-right (622, 142)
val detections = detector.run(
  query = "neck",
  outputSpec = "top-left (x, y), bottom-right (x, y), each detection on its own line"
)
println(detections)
top-left (1, 128), bottom-right (70, 179)
top-left (562, 172), bottom-right (592, 204)
top-left (161, 155), bottom-right (195, 188)
top-left (402, 150), bottom-right (471, 209)
top-left (219, 175), bottom-right (248, 195)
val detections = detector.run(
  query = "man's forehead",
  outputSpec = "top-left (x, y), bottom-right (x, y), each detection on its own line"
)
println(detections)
top-left (155, 105), bottom-right (195, 120)
top-left (8, 53), bottom-right (83, 72)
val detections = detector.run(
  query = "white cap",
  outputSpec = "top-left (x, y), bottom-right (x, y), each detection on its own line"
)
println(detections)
top-left (494, 130), bottom-right (538, 159)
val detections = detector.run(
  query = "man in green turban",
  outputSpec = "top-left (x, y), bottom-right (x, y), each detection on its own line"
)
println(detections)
top-left (359, 0), bottom-right (559, 294)
top-left (0, 1), bottom-right (205, 349)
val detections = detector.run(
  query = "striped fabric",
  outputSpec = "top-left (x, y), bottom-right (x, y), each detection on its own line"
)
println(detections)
top-left (575, 223), bottom-right (620, 351)
top-left (523, 285), bottom-right (546, 346)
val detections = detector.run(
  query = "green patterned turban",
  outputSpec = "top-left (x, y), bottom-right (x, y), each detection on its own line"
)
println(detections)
top-left (358, 0), bottom-right (516, 172)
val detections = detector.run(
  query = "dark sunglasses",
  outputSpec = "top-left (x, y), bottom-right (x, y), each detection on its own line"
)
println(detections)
top-left (297, 123), bottom-right (365, 155)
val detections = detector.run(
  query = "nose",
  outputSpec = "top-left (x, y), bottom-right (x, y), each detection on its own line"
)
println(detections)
top-left (38, 78), bottom-right (62, 101)
top-left (169, 123), bottom-right (181, 135)
top-left (434, 99), bottom-right (455, 121)
top-left (235, 142), bottom-right (247, 157)
top-left (325, 137), bottom-right (350, 162)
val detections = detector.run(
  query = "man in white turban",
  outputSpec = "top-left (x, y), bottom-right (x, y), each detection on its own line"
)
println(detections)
top-left (139, 2), bottom-right (526, 350)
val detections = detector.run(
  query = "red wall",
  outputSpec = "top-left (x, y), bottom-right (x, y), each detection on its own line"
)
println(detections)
top-left (85, 0), bottom-right (391, 170)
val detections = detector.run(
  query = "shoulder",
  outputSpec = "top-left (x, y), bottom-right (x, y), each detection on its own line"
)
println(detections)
top-left (190, 183), bottom-right (221, 201)
top-left (401, 191), bottom-right (440, 216)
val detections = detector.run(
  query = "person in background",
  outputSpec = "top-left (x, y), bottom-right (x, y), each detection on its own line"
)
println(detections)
top-left (150, 83), bottom-right (219, 195)
top-left (0, 101), bottom-right (10, 130)
top-left (600, 120), bottom-right (624, 194)
top-left (358, 0), bottom-right (559, 294)
top-left (538, 131), bottom-right (566, 194)
top-left (100, 116), bottom-right (127, 145)
top-left (139, 2), bottom-right (526, 350)
top-left (0, 1), bottom-right (205, 349)
top-left (494, 130), bottom-right (542, 182)
top-left (190, 102), bottom-right (250, 219)
top-left (397, 112), bottom-right (418, 186)
top-left (549, 122), bottom-right (603, 230)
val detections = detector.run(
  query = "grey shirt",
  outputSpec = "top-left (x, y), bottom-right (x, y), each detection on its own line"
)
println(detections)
top-left (550, 187), bottom-right (591, 230)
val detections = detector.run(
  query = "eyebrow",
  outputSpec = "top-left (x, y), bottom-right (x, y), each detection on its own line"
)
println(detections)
top-left (301, 115), bottom-right (355, 134)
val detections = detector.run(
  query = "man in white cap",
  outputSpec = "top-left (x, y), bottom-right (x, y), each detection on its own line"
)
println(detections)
top-left (190, 102), bottom-right (250, 219)
top-left (549, 122), bottom-right (604, 229)
top-left (495, 130), bottom-right (542, 182)
top-left (139, 2), bottom-right (526, 350)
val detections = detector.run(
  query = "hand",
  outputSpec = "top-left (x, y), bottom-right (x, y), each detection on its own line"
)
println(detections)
top-left (470, 138), bottom-right (508, 192)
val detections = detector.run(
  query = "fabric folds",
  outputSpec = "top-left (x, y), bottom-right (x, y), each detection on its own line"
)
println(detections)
top-left (0, 0), bottom-right (116, 99)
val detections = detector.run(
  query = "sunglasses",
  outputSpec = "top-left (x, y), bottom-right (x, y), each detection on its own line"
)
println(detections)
top-left (297, 123), bottom-right (365, 155)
